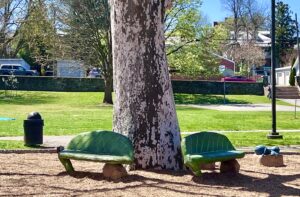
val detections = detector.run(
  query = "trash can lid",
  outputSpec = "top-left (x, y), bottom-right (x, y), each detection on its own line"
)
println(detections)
top-left (27, 112), bottom-right (42, 120)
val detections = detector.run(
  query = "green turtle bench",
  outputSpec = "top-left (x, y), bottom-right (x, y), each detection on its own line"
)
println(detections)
top-left (181, 132), bottom-right (245, 176)
top-left (57, 130), bottom-right (134, 173)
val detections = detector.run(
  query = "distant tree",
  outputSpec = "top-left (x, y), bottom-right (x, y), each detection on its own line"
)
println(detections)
top-left (289, 67), bottom-right (296, 86)
top-left (289, 57), bottom-right (297, 86)
top-left (165, 0), bottom-right (228, 78)
top-left (234, 42), bottom-right (265, 75)
top-left (17, 0), bottom-right (57, 74)
top-left (167, 24), bottom-right (228, 78)
top-left (221, 0), bottom-right (268, 70)
top-left (59, 0), bottom-right (113, 104)
top-left (275, 1), bottom-right (297, 66)
top-left (0, 0), bottom-right (29, 58)
top-left (221, 0), bottom-right (243, 42)
top-left (164, 0), bottom-right (203, 55)
top-left (239, 0), bottom-right (268, 39)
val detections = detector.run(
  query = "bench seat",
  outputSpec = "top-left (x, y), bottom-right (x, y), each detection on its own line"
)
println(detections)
top-left (57, 130), bottom-right (134, 173)
top-left (59, 151), bottom-right (133, 164)
top-left (185, 150), bottom-right (245, 164)
top-left (181, 132), bottom-right (245, 176)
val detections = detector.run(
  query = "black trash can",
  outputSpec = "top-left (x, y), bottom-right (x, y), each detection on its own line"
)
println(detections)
top-left (23, 112), bottom-right (44, 146)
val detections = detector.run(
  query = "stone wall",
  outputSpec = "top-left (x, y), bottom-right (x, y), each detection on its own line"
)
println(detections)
top-left (0, 76), bottom-right (104, 92)
top-left (0, 76), bottom-right (264, 95)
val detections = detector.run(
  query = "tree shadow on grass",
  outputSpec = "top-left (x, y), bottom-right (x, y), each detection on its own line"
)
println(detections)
top-left (0, 92), bottom-right (57, 105)
top-left (174, 94), bottom-right (251, 105)
top-left (192, 172), bottom-right (300, 197)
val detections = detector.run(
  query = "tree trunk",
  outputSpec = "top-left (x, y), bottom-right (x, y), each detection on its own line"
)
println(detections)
top-left (110, 0), bottom-right (182, 170)
top-left (103, 74), bottom-right (113, 104)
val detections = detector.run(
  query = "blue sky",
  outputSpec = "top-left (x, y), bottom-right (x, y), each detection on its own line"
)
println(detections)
top-left (201, 0), bottom-right (300, 25)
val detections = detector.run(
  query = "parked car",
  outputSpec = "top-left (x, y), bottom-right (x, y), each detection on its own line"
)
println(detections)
top-left (88, 67), bottom-right (102, 78)
top-left (221, 76), bottom-right (256, 82)
top-left (0, 64), bottom-right (38, 76)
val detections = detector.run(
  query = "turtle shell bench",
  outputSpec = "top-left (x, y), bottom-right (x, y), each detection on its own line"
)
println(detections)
top-left (57, 130), bottom-right (134, 178)
top-left (181, 132), bottom-right (245, 176)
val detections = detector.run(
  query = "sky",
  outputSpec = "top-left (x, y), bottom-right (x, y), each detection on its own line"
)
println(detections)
top-left (201, 0), bottom-right (300, 25)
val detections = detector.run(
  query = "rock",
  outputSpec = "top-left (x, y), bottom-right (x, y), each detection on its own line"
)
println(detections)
top-left (103, 164), bottom-right (128, 180)
top-left (259, 154), bottom-right (284, 167)
top-left (200, 163), bottom-right (216, 170)
top-left (220, 159), bottom-right (240, 173)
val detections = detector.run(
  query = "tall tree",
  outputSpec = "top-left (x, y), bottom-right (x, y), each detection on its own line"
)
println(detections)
top-left (167, 24), bottom-right (228, 78)
top-left (275, 1), bottom-right (297, 66)
top-left (59, 0), bottom-right (113, 104)
top-left (0, 0), bottom-right (28, 58)
top-left (18, 0), bottom-right (57, 74)
top-left (111, 0), bottom-right (182, 170)
top-left (164, 0), bottom-right (203, 55)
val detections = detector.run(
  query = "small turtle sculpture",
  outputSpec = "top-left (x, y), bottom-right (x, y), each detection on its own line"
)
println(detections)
top-left (255, 145), bottom-right (280, 156)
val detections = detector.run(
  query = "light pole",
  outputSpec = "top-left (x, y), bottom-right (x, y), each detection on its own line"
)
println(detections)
top-left (268, 0), bottom-right (282, 139)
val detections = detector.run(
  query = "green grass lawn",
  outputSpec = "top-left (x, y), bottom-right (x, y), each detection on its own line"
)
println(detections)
top-left (2, 132), bottom-right (299, 150)
top-left (0, 91), bottom-right (299, 148)
top-left (174, 94), bottom-right (290, 105)
top-left (222, 132), bottom-right (300, 147)
top-left (177, 106), bottom-right (300, 131)
top-left (0, 140), bottom-right (31, 150)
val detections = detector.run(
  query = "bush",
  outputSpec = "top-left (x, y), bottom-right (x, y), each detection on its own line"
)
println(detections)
top-left (289, 67), bottom-right (296, 86)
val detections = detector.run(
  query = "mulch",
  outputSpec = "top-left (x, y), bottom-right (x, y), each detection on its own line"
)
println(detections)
top-left (0, 153), bottom-right (299, 196)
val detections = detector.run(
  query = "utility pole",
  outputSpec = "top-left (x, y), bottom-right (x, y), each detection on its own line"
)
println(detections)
top-left (268, 0), bottom-right (282, 139)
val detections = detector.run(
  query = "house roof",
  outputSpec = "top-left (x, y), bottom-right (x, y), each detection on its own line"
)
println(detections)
top-left (211, 53), bottom-right (235, 64)
top-left (229, 31), bottom-right (271, 47)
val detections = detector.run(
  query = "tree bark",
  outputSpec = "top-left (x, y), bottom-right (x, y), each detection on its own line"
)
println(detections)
top-left (111, 0), bottom-right (182, 170)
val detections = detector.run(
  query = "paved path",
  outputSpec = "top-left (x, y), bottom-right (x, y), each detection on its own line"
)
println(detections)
top-left (1, 132), bottom-right (299, 152)
top-left (0, 136), bottom-right (75, 148)
top-left (279, 99), bottom-right (300, 106)
top-left (179, 103), bottom-right (300, 111)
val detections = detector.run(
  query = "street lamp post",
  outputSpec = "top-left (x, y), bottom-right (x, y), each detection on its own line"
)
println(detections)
top-left (268, 0), bottom-right (282, 139)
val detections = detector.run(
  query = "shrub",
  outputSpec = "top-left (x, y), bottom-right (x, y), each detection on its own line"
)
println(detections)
top-left (289, 67), bottom-right (296, 86)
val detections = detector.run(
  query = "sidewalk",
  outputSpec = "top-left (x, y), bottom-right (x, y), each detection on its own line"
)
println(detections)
top-left (178, 103), bottom-right (300, 111)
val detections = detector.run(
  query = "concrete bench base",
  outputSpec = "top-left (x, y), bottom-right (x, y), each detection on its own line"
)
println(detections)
top-left (200, 162), bottom-right (216, 170)
top-left (103, 164), bottom-right (128, 180)
top-left (220, 159), bottom-right (240, 173)
top-left (259, 154), bottom-right (284, 167)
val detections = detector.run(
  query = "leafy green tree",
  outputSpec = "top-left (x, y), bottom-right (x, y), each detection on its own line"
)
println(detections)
top-left (289, 58), bottom-right (297, 86)
top-left (165, 0), bottom-right (203, 53)
top-left (59, 0), bottom-right (113, 104)
top-left (17, 0), bottom-right (57, 74)
top-left (167, 24), bottom-right (228, 78)
top-left (289, 67), bottom-right (296, 86)
top-left (165, 0), bottom-right (228, 78)
top-left (275, 1), bottom-right (297, 66)
top-left (0, 0), bottom-right (29, 58)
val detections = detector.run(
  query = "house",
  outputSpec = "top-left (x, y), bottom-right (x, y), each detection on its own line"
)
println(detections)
top-left (0, 58), bottom-right (31, 70)
top-left (56, 60), bottom-right (87, 78)
top-left (276, 66), bottom-right (291, 86)
top-left (213, 53), bottom-right (235, 77)
top-left (228, 30), bottom-right (271, 68)
top-left (275, 54), bottom-right (300, 86)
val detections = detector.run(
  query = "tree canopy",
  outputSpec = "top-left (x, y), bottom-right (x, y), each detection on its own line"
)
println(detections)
top-left (275, 1), bottom-right (297, 66)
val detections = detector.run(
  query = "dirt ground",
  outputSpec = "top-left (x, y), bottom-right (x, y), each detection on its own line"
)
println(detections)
top-left (0, 153), bottom-right (299, 197)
